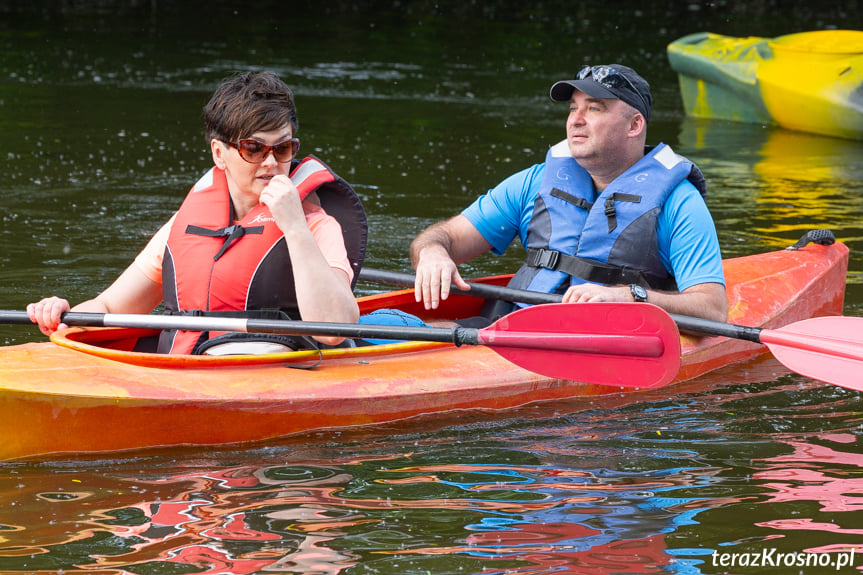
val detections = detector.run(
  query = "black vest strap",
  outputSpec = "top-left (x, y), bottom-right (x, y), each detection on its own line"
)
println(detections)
top-left (185, 224), bottom-right (264, 261)
top-left (603, 192), bottom-right (641, 233)
top-left (525, 248), bottom-right (677, 290)
top-left (550, 187), bottom-right (593, 210)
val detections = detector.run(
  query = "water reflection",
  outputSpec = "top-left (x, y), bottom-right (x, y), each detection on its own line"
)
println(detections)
top-left (679, 117), bottom-right (863, 252)
top-left (0, 458), bottom-right (713, 573)
top-left (754, 436), bottom-right (863, 541)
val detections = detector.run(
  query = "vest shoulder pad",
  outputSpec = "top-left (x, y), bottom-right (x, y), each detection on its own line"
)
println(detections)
top-left (291, 156), bottom-right (368, 288)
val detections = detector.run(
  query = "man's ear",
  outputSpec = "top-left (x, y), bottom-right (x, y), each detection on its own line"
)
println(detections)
top-left (211, 139), bottom-right (228, 169)
top-left (629, 113), bottom-right (647, 138)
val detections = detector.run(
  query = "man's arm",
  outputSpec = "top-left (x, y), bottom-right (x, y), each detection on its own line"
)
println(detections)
top-left (640, 282), bottom-right (727, 322)
top-left (561, 281), bottom-right (727, 322)
top-left (409, 214), bottom-right (493, 309)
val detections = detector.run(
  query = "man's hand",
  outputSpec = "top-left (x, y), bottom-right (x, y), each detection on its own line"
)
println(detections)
top-left (413, 246), bottom-right (471, 310)
top-left (561, 284), bottom-right (632, 303)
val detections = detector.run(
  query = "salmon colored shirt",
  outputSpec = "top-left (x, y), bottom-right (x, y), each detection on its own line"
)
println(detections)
top-left (133, 202), bottom-right (354, 285)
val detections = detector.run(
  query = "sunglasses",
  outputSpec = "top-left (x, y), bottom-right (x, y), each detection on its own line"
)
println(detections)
top-left (576, 65), bottom-right (649, 117)
top-left (226, 137), bottom-right (300, 163)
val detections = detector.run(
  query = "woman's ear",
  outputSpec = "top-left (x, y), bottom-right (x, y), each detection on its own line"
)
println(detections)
top-left (211, 139), bottom-right (228, 169)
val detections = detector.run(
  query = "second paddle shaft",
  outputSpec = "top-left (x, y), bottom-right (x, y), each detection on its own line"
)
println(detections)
top-left (358, 268), bottom-right (765, 342)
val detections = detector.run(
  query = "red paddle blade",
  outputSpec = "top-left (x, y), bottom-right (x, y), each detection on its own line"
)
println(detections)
top-left (761, 316), bottom-right (863, 389)
top-left (477, 303), bottom-right (681, 389)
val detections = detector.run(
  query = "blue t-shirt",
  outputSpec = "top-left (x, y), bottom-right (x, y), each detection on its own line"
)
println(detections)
top-left (461, 163), bottom-right (725, 291)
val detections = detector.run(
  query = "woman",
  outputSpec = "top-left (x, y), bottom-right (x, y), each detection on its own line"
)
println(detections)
top-left (27, 71), bottom-right (365, 353)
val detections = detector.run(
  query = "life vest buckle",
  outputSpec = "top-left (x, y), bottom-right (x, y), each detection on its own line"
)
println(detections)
top-left (529, 248), bottom-right (560, 270)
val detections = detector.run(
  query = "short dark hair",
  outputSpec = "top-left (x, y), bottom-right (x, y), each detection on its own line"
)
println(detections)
top-left (204, 71), bottom-right (299, 144)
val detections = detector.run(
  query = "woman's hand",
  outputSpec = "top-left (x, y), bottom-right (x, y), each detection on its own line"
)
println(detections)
top-left (26, 296), bottom-right (71, 335)
top-left (259, 175), bottom-right (307, 235)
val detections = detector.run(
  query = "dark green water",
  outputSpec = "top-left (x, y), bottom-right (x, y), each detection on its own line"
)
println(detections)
top-left (1, 2), bottom-right (863, 573)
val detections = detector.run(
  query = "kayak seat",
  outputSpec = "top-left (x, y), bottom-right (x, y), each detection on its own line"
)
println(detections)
top-left (355, 309), bottom-right (430, 345)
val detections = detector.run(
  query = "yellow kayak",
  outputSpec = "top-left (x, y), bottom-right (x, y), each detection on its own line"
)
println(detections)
top-left (667, 30), bottom-right (863, 140)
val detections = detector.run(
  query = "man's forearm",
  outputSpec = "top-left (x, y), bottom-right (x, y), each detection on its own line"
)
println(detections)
top-left (410, 222), bottom-right (454, 267)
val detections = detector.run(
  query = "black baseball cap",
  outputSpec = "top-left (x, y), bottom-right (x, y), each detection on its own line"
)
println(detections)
top-left (550, 64), bottom-right (652, 123)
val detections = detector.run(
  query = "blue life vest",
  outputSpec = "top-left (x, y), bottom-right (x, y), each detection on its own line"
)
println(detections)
top-left (507, 141), bottom-right (707, 299)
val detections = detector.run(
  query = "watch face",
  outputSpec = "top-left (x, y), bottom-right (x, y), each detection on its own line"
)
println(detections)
top-left (631, 284), bottom-right (647, 302)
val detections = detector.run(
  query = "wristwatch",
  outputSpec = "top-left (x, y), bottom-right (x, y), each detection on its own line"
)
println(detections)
top-left (630, 284), bottom-right (648, 303)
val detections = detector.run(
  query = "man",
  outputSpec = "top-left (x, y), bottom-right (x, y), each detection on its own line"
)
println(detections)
top-left (410, 64), bottom-right (727, 322)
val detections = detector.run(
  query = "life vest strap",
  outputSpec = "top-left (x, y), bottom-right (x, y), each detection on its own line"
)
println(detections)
top-left (603, 192), bottom-right (641, 233)
top-left (550, 187), bottom-right (592, 211)
top-left (185, 224), bottom-right (264, 261)
top-left (525, 247), bottom-right (676, 290)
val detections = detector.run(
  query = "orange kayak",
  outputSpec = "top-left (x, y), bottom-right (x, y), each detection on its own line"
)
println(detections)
top-left (0, 241), bottom-right (848, 460)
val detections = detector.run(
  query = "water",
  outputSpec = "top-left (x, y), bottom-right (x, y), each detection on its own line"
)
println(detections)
top-left (1, 2), bottom-right (863, 573)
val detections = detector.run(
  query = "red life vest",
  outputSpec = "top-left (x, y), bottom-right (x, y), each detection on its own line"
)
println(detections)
top-left (159, 156), bottom-right (367, 354)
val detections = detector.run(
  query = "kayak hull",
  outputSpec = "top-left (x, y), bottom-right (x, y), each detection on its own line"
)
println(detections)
top-left (667, 31), bottom-right (863, 140)
top-left (0, 242), bottom-right (849, 460)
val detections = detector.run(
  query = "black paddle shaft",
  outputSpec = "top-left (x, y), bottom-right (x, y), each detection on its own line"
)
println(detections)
top-left (357, 268), bottom-right (764, 344)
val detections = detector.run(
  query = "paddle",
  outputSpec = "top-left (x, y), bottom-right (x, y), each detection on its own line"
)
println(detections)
top-left (358, 267), bottom-right (863, 390)
top-left (1, 304), bottom-right (681, 389)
